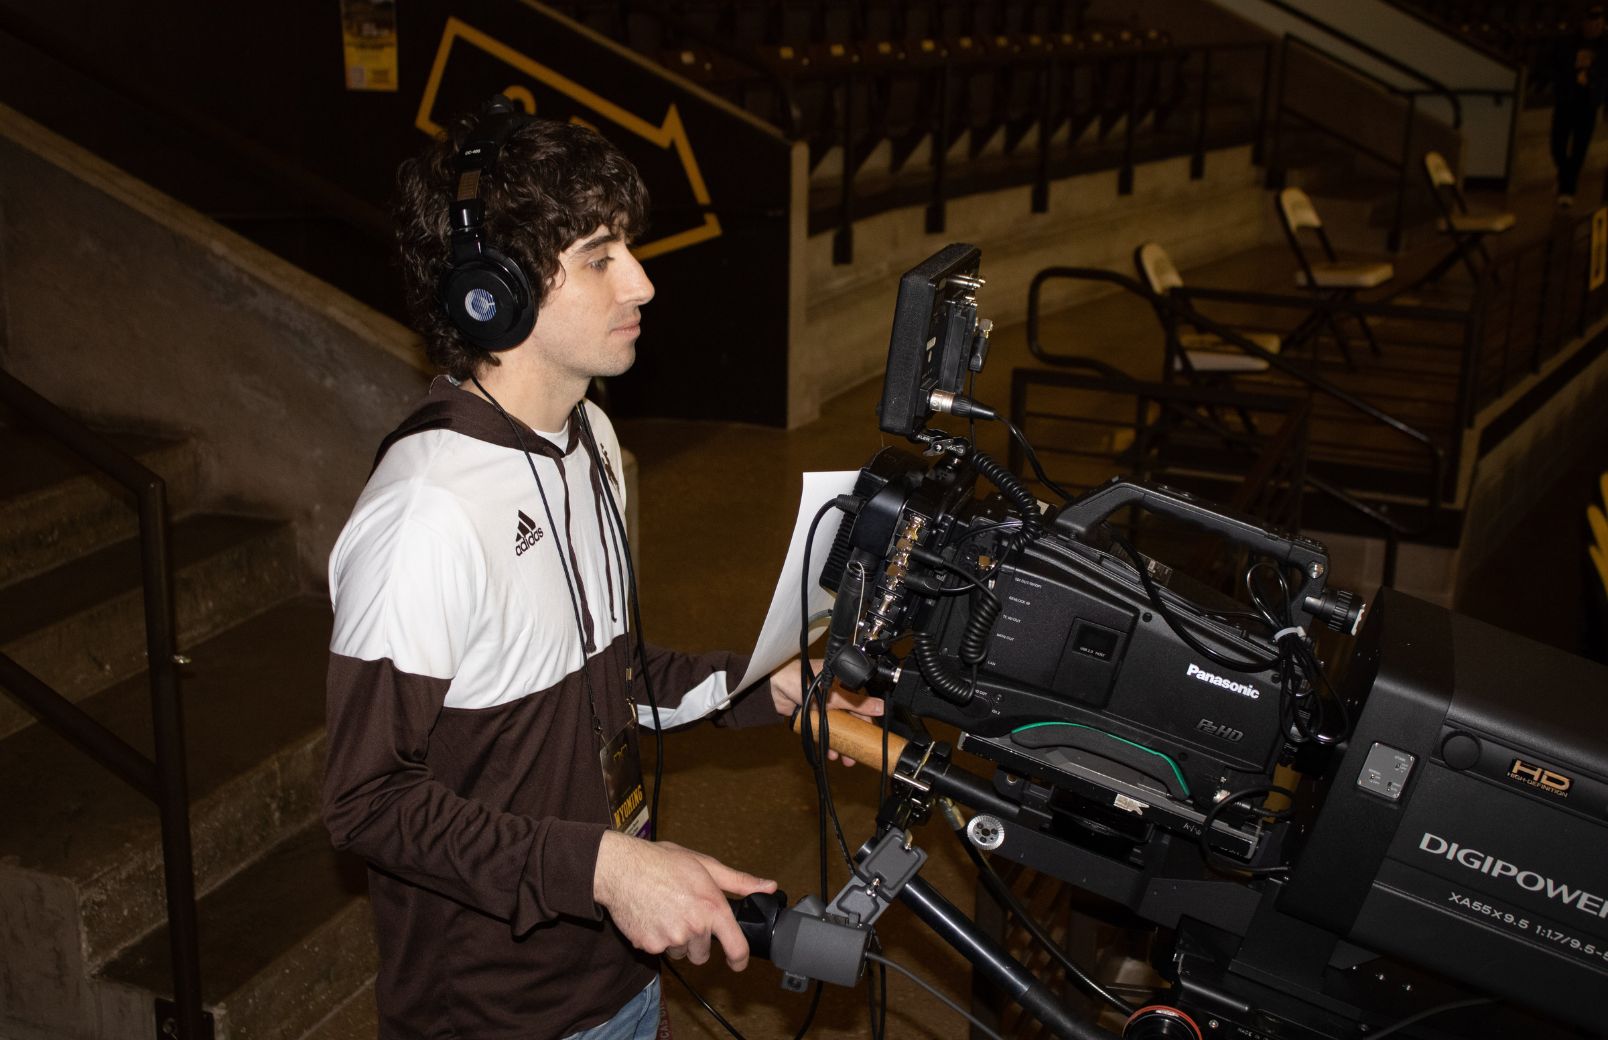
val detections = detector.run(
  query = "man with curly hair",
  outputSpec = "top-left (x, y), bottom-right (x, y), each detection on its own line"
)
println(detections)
top-left (322, 98), bottom-right (863, 1039)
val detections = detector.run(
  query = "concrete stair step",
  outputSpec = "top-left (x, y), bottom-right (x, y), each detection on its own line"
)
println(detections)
top-left (0, 597), bottom-right (333, 967)
top-left (0, 513), bottom-right (299, 741)
top-left (300, 979), bottom-right (376, 1040)
top-left (98, 823), bottom-right (374, 1040)
top-left (0, 425), bottom-right (202, 587)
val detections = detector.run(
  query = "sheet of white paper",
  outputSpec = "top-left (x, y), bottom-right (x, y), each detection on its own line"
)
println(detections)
top-left (736, 471), bottom-right (861, 694)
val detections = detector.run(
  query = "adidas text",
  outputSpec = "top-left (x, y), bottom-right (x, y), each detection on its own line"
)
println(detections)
top-left (515, 511), bottom-right (546, 556)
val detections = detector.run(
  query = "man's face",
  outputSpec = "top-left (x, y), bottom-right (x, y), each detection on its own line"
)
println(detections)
top-left (529, 224), bottom-right (655, 385)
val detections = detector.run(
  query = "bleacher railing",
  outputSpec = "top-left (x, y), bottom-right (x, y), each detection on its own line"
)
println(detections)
top-left (1459, 210), bottom-right (1608, 427)
top-left (665, 26), bottom-right (1273, 263)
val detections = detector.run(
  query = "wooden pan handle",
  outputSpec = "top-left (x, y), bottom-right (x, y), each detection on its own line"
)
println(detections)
top-left (791, 708), bottom-right (908, 765)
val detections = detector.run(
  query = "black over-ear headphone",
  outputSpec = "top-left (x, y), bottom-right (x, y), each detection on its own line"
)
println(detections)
top-left (439, 95), bottom-right (537, 351)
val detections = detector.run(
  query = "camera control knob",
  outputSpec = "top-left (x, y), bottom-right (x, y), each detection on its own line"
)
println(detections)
top-left (1123, 1006), bottom-right (1204, 1039)
top-left (966, 814), bottom-right (1006, 850)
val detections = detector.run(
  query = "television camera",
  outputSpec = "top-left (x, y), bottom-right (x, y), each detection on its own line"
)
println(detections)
top-left (741, 245), bottom-right (1608, 1038)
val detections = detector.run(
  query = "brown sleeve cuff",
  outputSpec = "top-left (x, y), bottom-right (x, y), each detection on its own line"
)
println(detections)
top-left (516, 818), bottom-right (608, 932)
top-left (712, 658), bottom-right (786, 729)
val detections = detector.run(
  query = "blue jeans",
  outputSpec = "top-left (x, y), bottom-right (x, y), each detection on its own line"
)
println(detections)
top-left (563, 977), bottom-right (660, 1040)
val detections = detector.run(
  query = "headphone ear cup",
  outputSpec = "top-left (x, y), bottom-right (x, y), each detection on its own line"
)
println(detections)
top-left (439, 249), bottom-right (537, 351)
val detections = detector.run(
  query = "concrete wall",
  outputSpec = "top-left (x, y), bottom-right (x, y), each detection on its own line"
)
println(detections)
top-left (0, 104), bottom-right (430, 588)
top-left (1457, 331), bottom-right (1608, 595)
top-left (789, 145), bottom-right (1279, 424)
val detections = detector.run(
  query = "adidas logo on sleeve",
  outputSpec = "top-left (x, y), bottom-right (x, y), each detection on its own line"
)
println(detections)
top-left (514, 510), bottom-right (545, 556)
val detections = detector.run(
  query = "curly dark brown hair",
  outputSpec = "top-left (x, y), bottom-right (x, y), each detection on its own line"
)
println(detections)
top-left (394, 112), bottom-right (650, 379)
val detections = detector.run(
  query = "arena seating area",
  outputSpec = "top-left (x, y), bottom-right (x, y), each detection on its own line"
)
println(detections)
top-left (542, 0), bottom-right (1267, 246)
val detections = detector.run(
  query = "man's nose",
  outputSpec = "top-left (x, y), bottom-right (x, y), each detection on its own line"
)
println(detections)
top-left (618, 252), bottom-right (654, 307)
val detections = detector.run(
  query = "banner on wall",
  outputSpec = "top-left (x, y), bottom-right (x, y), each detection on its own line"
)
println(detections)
top-left (342, 0), bottom-right (399, 91)
top-left (416, 17), bottom-right (719, 262)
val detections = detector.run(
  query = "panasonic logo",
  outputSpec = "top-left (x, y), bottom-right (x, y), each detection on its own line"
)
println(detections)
top-left (1418, 832), bottom-right (1608, 920)
top-left (1185, 662), bottom-right (1261, 700)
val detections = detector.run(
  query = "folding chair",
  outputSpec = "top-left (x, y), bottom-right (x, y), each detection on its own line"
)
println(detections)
top-left (1417, 150), bottom-right (1515, 287)
top-left (1277, 187), bottom-right (1394, 368)
top-left (1133, 242), bottom-right (1278, 380)
top-left (1134, 242), bottom-right (1281, 435)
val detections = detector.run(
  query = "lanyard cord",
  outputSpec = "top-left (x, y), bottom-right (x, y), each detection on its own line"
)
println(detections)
top-left (469, 375), bottom-right (605, 745)
top-left (572, 404), bottom-right (667, 824)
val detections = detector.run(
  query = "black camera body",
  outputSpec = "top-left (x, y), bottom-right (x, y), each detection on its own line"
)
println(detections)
top-left (821, 446), bottom-right (1337, 860)
top-left (1279, 589), bottom-right (1608, 1032)
top-left (808, 244), bottom-right (1608, 1035)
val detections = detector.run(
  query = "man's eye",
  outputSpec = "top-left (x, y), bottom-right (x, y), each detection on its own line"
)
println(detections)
top-left (590, 256), bottom-right (612, 272)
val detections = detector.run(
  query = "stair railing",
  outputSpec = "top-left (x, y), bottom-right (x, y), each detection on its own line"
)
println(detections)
top-left (1267, 33), bottom-right (1513, 251)
top-left (1008, 364), bottom-right (1316, 589)
top-left (1268, 34), bottom-right (1436, 252)
top-left (1260, 0), bottom-right (1468, 127)
top-left (0, 368), bottom-right (206, 1040)
top-left (1024, 267), bottom-right (1458, 584)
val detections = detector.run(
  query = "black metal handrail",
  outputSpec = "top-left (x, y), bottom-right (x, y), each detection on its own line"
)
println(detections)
top-left (1011, 368), bottom-right (1315, 579)
top-left (1024, 267), bottom-right (1450, 573)
top-left (1267, 27), bottom-right (1520, 245)
top-left (1169, 282), bottom-right (1462, 470)
top-left (1377, 0), bottom-right (1523, 69)
top-left (1271, 35), bottom-right (1422, 250)
top-left (0, 369), bottom-right (205, 1040)
top-left (1258, 0), bottom-right (1466, 126)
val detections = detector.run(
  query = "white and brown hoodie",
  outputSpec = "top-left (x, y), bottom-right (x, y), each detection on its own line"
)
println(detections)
top-left (323, 378), bottom-right (774, 1039)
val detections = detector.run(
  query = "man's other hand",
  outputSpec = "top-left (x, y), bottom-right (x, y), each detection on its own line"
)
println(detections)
top-left (769, 657), bottom-right (884, 766)
top-left (593, 832), bottom-right (776, 970)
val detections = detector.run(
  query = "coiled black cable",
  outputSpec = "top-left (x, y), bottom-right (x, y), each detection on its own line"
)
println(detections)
top-left (913, 631), bottom-right (976, 704)
top-left (971, 449), bottom-right (1044, 538)
top-left (959, 590), bottom-right (1001, 665)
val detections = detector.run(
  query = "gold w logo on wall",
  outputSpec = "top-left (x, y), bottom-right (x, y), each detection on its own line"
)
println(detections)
top-left (416, 16), bottom-right (722, 261)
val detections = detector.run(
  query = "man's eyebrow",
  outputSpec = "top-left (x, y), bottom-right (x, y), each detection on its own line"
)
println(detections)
top-left (572, 230), bottom-right (620, 254)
